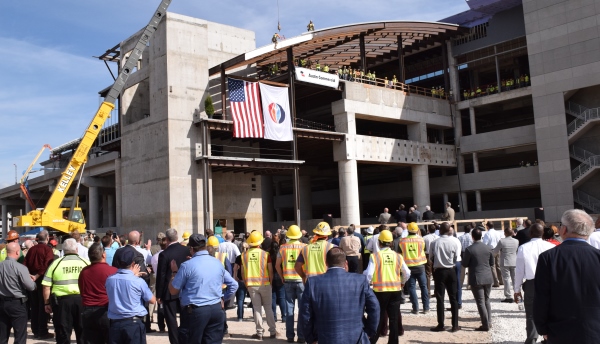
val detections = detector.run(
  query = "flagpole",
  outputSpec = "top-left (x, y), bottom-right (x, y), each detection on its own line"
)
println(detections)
top-left (287, 47), bottom-right (301, 225)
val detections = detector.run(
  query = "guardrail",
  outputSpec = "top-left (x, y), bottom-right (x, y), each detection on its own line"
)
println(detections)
top-left (335, 216), bottom-right (528, 232)
top-left (567, 107), bottom-right (600, 135)
top-left (565, 101), bottom-right (588, 118)
top-left (570, 145), bottom-right (596, 162)
top-left (574, 189), bottom-right (600, 213)
top-left (341, 75), bottom-right (449, 100)
top-left (572, 155), bottom-right (600, 181)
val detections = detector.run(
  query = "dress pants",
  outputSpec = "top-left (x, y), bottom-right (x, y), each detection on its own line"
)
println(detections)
top-left (283, 281), bottom-right (304, 341)
top-left (425, 254), bottom-right (433, 294)
top-left (53, 295), bottom-right (83, 344)
top-left (30, 278), bottom-right (49, 336)
top-left (455, 261), bottom-right (462, 306)
top-left (109, 318), bottom-right (146, 344)
top-left (490, 253), bottom-right (500, 286)
top-left (433, 268), bottom-right (458, 328)
top-left (0, 298), bottom-right (28, 344)
top-left (346, 256), bottom-right (359, 273)
top-left (523, 280), bottom-right (538, 344)
top-left (500, 266), bottom-right (515, 299)
top-left (494, 253), bottom-right (502, 285)
top-left (163, 298), bottom-right (182, 344)
top-left (82, 306), bottom-right (110, 344)
top-left (370, 291), bottom-right (403, 344)
top-left (180, 303), bottom-right (224, 344)
top-left (248, 285), bottom-right (277, 336)
top-left (471, 285), bottom-right (492, 329)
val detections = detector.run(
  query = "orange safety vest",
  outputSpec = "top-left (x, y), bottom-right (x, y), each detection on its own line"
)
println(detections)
top-left (371, 248), bottom-right (404, 292)
top-left (398, 235), bottom-right (427, 267)
top-left (279, 241), bottom-right (306, 281)
top-left (242, 248), bottom-right (270, 287)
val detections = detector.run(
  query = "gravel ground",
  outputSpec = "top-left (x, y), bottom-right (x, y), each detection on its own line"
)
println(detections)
top-left (12, 285), bottom-right (533, 344)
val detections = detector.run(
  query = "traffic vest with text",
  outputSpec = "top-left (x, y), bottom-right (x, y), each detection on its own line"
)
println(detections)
top-left (41, 254), bottom-right (90, 296)
top-left (399, 235), bottom-right (427, 267)
top-left (214, 251), bottom-right (228, 289)
top-left (242, 248), bottom-right (270, 287)
top-left (301, 239), bottom-right (333, 278)
top-left (371, 248), bottom-right (404, 292)
top-left (280, 240), bottom-right (306, 281)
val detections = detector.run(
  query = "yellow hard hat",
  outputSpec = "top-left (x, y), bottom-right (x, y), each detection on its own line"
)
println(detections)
top-left (407, 222), bottom-right (420, 234)
top-left (379, 229), bottom-right (393, 243)
top-left (287, 225), bottom-right (302, 239)
top-left (207, 236), bottom-right (220, 248)
top-left (182, 231), bottom-right (191, 240)
top-left (313, 222), bottom-right (331, 236)
top-left (246, 231), bottom-right (264, 247)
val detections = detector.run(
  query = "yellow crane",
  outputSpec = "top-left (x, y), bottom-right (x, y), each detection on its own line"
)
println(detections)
top-left (17, 0), bottom-right (172, 233)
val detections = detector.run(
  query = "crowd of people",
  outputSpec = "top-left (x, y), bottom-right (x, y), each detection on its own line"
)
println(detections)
top-left (0, 206), bottom-right (599, 343)
top-left (462, 74), bottom-right (530, 100)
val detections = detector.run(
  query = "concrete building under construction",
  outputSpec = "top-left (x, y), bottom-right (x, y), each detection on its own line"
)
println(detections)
top-left (1, 0), bottom-right (600, 239)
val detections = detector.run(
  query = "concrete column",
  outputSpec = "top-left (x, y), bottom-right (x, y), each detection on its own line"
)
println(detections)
top-left (115, 158), bottom-right (122, 228)
top-left (334, 112), bottom-right (356, 135)
top-left (446, 41), bottom-right (461, 102)
top-left (408, 122), bottom-right (427, 143)
top-left (475, 190), bottom-right (482, 212)
top-left (460, 192), bottom-right (469, 214)
top-left (454, 106), bottom-right (465, 174)
top-left (1, 205), bottom-right (8, 239)
top-left (299, 176), bottom-right (312, 220)
top-left (338, 159), bottom-right (361, 225)
top-left (25, 201), bottom-right (31, 213)
top-left (473, 152), bottom-right (479, 173)
top-left (88, 186), bottom-right (99, 231)
top-left (443, 193), bottom-right (449, 207)
top-left (261, 176), bottom-right (275, 225)
top-left (107, 194), bottom-right (115, 227)
top-left (411, 165), bottom-right (431, 215)
top-left (469, 107), bottom-right (476, 135)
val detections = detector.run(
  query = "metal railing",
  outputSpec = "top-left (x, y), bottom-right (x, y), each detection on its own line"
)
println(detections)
top-left (98, 107), bottom-right (120, 145)
top-left (567, 107), bottom-right (600, 136)
top-left (294, 118), bottom-right (335, 131)
top-left (565, 101), bottom-right (588, 119)
top-left (572, 155), bottom-right (600, 181)
top-left (570, 145), bottom-right (596, 162)
top-left (340, 75), bottom-right (449, 99)
top-left (573, 189), bottom-right (600, 213)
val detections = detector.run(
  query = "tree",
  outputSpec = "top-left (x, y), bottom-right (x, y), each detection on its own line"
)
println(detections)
top-left (204, 95), bottom-right (215, 118)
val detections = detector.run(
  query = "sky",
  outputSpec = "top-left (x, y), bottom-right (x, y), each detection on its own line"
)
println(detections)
top-left (0, 0), bottom-right (469, 189)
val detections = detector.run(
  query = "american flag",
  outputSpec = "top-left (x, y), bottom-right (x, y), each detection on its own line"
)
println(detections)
top-left (227, 78), bottom-right (264, 138)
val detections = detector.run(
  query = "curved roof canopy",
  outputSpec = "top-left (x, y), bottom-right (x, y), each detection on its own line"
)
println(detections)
top-left (209, 21), bottom-right (466, 76)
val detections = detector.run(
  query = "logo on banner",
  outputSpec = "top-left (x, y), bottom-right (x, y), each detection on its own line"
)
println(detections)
top-left (268, 103), bottom-right (286, 124)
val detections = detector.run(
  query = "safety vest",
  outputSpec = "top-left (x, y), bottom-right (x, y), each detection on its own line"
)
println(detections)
top-left (371, 248), bottom-right (404, 292)
top-left (215, 252), bottom-right (228, 266)
top-left (0, 248), bottom-right (24, 263)
top-left (241, 248), bottom-right (270, 287)
top-left (364, 235), bottom-right (374, 254)
top-left (398, 235), bottom-right (427, 267)
top-left (41, 254), bottom-right (89, 296)
top-left (301, 239), bottom-right (333, 278)
top-left (279, 240), bottom-right (306, 281)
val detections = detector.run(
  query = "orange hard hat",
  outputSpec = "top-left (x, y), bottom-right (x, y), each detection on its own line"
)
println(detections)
top-left (6, 230), bottom-right (19, 242)
top-left (49, 240), bottom-right (58, 247)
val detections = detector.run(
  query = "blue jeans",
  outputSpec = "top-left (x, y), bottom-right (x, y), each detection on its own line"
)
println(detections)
top-left (406, 265), bottom-right (429, 312)
top-left (455, 261), bottom-right (462, 305)
top-left (236, 281), bottom-right (247, 320)
top-left (283, 281), bottom-right (304, 341)
top-left (272, 283), bottom-right (287, 321)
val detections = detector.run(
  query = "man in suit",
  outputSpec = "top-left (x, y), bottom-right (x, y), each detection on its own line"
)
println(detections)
top-left (394, 205), bottom-right (407, 224)
top-left (493, 228), bottom-right (518, 303)
top-left (462, 226), bottom-right (494, 331)
top-left (378, 208), bottom-right (391, 225)
top-left (441, 202), bottom-right (455, 222)
top-left (300, 247), bottom-right (379, 344)
top-left (156, 228), bottom-right (191, 344)
top-left (422, 206), bottom-right (435, 221)
top-left (515, 219), bottom-right (533, 246)
top-left (534, 209), bottom-right (600, 344)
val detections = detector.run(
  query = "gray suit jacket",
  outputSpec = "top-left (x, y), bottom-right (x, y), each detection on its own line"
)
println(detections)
top-left (493, 236), bottom-right (518, 267)
top-left (463, 241), bottom-right (494, 286)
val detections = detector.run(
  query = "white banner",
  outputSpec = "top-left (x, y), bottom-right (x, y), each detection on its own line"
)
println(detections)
top-left (259, 83), bottom-right (293, 142)
top-left (295, 67), bottom-right (339, 88)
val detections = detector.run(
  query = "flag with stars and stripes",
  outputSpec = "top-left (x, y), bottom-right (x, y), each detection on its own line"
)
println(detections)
top-left (227, 78), bottom-right (264, 138)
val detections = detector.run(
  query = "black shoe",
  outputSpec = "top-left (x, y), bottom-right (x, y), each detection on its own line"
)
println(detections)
top-left (411, 309), bottom-right (418, 314)
top-left (501, 298), bottom-right (514, 303)
top-left (459, 305), bottom-right (462, 309)
top-left (430, 325), bottom-right (445, 332)
top-left (450, 326), bottom-right (461, 332)
top-left (474, 326), bottom-right (489, 331)
top-left (146, 329), bottom-right (156, 334)
top-left (287, 339), bottom-right (295, 343)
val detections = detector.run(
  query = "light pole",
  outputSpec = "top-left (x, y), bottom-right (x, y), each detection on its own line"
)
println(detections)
top-left (13, 164), bottom-right (17, 184)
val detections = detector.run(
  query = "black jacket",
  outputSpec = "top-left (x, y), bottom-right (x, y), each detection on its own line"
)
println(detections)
top-left (406, 212), bottom-right (418, 223)
top-left (534, 240), bottom-right (600, 344)
top-left (394, 210), bottom-right (407, 223)
top-left (155, 242), bottom-right (190, 300)
top-left (422, 210), bottom-right (435, 221)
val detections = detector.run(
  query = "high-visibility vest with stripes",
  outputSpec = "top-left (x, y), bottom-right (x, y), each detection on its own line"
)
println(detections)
top-left (279, 240), bottom-right (306, 281)
top-left (399, 235), bottom-right (427, 267)
top-left (371, 248), bottom-right (404, 292)
top-left (242, 248), bottom-right (270, 287)
top-left (364, 235), bottom-right (374, 254)
top-left (301, 239), bottom-right (333, 278)
top-left (214, 252), bottom-right (228, 289)
top-left (41, 254), bottom-right (89, 296)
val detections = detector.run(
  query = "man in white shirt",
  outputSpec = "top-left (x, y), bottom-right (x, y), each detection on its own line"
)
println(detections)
top-left (482, 221), bottom-right (503, 287)
top-left (458, 224), bottom-right (474, 290)
top-left (587, 217), bottom-right (600, 249)
top-left (423, 225), bottom-right (439, 295)
top-left (62, 230), bottom-right (89, 260)
top-left (513, 223), bottom-right (555, 344)
top-left (365, 227), bottom-right (383, 254)
top-left (219, 231), bottom-right (241, 266)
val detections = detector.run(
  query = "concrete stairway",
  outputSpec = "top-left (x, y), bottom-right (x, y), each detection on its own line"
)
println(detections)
top-left (570, 145), bottom-right (596, 163)
top-left (567, 105), bottom-right (600, 143)
top-left (573, 189), bottom-right (600, 214)
top-left (572, 155), bottom-right (600, 187)
top-left (565, 101), bottom-right (588, 119)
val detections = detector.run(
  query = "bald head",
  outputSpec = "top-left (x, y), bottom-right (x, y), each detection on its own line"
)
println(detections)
top-left (6, 242), bottom-right (21, 259)
top-left (226, 232), bottom-right (234, 241)
top-left (128, 231), bottom-right (140, 245)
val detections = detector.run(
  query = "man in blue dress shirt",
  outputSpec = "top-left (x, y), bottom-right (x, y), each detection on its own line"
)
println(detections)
top-left (169, 233), bottom-right (238, 344)
top-left (106, 248), bottom-right (156, 344)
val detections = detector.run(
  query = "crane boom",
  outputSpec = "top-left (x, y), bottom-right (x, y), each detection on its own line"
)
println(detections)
top-left (17, 0), bottom-right (172, 233)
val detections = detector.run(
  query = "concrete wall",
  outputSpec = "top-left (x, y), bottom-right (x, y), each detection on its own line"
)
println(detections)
top-left (523, 0), bottom-right (600, 221)
top-left (212, 172), bottom-right (262, 232)
top-left (461, 125), bottom-right (536, 154)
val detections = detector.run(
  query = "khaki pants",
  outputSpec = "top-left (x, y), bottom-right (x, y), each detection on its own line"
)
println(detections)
top-left (248, 285), bottom-right (277, 336)
top-left (148, 273), bottom-right (157, 322)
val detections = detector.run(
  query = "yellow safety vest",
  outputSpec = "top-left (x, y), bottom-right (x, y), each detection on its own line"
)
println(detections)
top-left (41, 254), bottom-right (90, 296)
top-left (214, 252), bottom-right (228, 289)
top-left (242, 248), bottom-right (270, 287)
top-left (0, 248), bottom-right (24, 263)
top-left (301, 239), bottom-right (333, 278)
top-left (364, 235), bottom-right (373, 254)
top-left (398, 235), bottom-right (427, 267)
top-left (371, 248), bottom-right (404, 292)
top-left (279, 240), bottom-right (306, 281)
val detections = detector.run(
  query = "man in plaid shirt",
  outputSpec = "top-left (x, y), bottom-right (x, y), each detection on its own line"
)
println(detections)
top-left (458, 224), bottom-right (474, 289)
